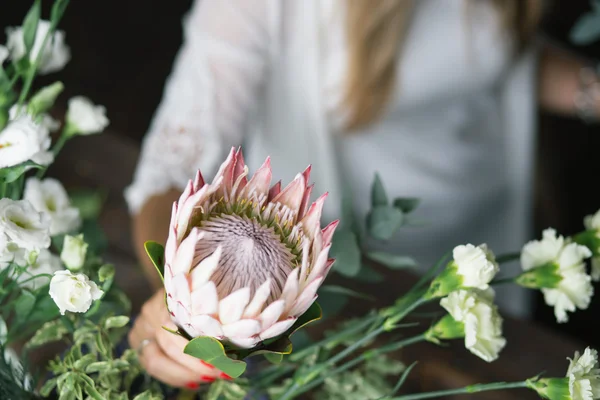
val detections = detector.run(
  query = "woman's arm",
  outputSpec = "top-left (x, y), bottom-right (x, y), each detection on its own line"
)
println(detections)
top-left (538, 43), bottom-right (600, 118)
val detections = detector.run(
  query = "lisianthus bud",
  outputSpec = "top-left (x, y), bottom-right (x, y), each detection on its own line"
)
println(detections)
top-left (66, 96), bottom-right (109, 136)
top-left (426, 243), bottom-right (498, 299)
top-left (520, 228), bottom-right (593, 323)
top-left (49, 270), bottom-right (103, 315)
top-left (60, 234), bottom-right (88, 271)
top-left (27, 82), bottom-right (64, 116)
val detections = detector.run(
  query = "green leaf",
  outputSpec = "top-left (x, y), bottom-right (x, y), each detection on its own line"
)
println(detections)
top-left (371, 173), bottom-right (388, 207)
top-left (329, 228), bottom-right (361, 277)
top-left (104, 315), bottom-right (130, 330)
top-left (366, 252), bottom-right (417, 269)
top-left (0, 161), bottom-right (42, 183)
top-left (571, 11), bottom-right (600, 45)
top-left (68, 189), bottom-right (105, 220)
top-left (27, 81), bottom-right (64, 116)
top-left (40, 377), bottom-right (58, 396)
top-left (320, 285), bottom-right (374, 301)
top-left (51, 0), bottom-right (70, 24)
top-left (264, 352), bottom-right (283, 364)
top-left (144, 241), bottom-right (164, 281)
top-left (389, 361), bottom-right (418, 395)
top-left (73, 354), bottom-right (97, 370)
top-left (287, 302), bottom-right (322, 337)
top-left (184, 337), bottom-right (247, 378)
top-left (355, 265), bottom-right (385, 283)
top-left (367, 205), bottom-right (404, 240)
top-left (83, 382), bottom-right (104, 400)
top-left (392, 197), bottom-right (420, 214)
top-left (26, 319), bottom-right (69, 349)
top-left (85, 361), bottom-right (110, 374)
top-left (79, 219), bottom-right (107, 254)
top-left (14, 290), bottom-right (36, 320)
top-left (22, 0), bottom-right (41, 56)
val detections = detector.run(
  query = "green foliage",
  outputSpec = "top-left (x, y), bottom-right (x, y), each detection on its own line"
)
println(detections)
top-left (329, 228), bottom-right (361, 277)
top-left (366, 251), bottom-right (417, 270)
top-left (144, 241), bottom-right (165, 281)
top-left (184, 337), bottom-right (248, 378)
top-left (571, 1), bottom-right (600, 44)
top-left (0, 161), bottom-right (43, 184)
top-left (22, 0), bottom-right (41, 56)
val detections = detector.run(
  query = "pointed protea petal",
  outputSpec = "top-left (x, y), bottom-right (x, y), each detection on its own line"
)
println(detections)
top-left (273, 174), bottom-right (306, 215)
top-left (190, 315), bottom-right (224, 339)
top-left (287, 277), bottom-right (323, 317)
top-left (172, 228), bottom-right (200, 275)
top-left (219, 287), bottom-right (251, 325)
top-left (304, 244), bottom-right (332, 287)
top-left (268, 181), bottom-right (281, 201)
top-left (232, 148), bottom-right (247, 192)
top-left (280, 269), bottom-right (299, 314)
top-left (212, 147), bottom-right (236, 185)
top-left (230, 336), bottom-right (261, 349)
top-left (245, 157), bottom-right (272, 198)
top-left (176, 184), bottom-right (219, 242)
top-left (222, 319), bottom-right (261, 338)
top-left (297, 184), bottom-right (314, 221)
top-left (190, 247), bottom-right (222, 291)
top-left (300, 192), bottom-right (328, 240)
top-left (242, 279), bottom-right (272, 318)
top-left (193, 170), bottom-right (205, 192)
top-left (171, 273), bottom-right (192, 310)
top-left (260, 317), bottom-right (297, 340)
top-left (191, 281), bottom-right (218, 315)
top-left (165, 204), bottom-right (179, 261)
top-left (259, 299), bottom-right (285, 330)
top-left (173, 300), bottom-right (192, 327)
top-left (321, 220), bottom-right (339, 247)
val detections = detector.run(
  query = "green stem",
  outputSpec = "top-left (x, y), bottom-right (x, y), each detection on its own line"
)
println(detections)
top-left (291, 334), bottom-right (427, 398)
top-left (490, 276), bottom-right (517, 286)
top-left (390, 380), bottom-right (529, 400)
top-left (36, 127), bottom-right (72, 178)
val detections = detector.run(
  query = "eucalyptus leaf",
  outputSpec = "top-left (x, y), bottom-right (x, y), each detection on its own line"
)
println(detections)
top-left (355, 265), bottom-right (385, 283)
top-left (367, 205), bottom-right (404, 240)
top-left (371, 173), bottom-right (389, 207)
top-left (366, 251), bottom-right (417, 270)
top-left (184, 336), bottom-right (247, 378)
top-left (571, 10), bottom-right (600, 45)
top-left (22, 0), bottom-right (41, 56)
top-left (329, 228), bottom-right (361, 277)
top-left (144, 241), bottom-right (164, 281)
top-left (318, 289), bottom-right (349, 318)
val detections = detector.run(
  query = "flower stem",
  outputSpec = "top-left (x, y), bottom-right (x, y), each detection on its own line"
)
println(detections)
top-left (389, 380), bottom-right (529, 399)
top-left (490, 276), bottom-right (516, 286)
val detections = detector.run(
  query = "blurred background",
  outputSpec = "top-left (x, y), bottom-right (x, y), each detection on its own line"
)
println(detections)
top-left (2, 0), bottom-right (600, 349)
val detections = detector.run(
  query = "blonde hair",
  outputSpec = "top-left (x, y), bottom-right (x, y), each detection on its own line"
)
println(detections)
top-left (343, 0), bottom-right (543, 131)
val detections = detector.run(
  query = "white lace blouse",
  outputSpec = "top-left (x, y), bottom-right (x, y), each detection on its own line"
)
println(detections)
top-left (125, 0), bottom-right (538, 316)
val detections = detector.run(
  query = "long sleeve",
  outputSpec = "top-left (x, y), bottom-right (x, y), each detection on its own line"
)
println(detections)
top-left (125, 0), bottom-right (274, 213)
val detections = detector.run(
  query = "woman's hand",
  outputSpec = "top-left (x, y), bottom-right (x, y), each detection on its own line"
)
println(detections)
top-left (128, 289), bottom-right (227, 389)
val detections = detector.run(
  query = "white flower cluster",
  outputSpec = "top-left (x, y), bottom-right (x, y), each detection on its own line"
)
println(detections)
top-left (567, 347), bottom-right (600, 400)
top-left (583, 209), bottom-right (600, 281)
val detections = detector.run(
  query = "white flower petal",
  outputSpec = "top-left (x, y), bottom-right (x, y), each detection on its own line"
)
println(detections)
top-left (287, 277), bottom-right (323, 317)
top-left (243, 279), bottom-right (272, 318)
top-left (260, 317), bottom-right (297, 341)
top-left (219, 287), bottom-right (251, 325)
top-left (222, 319), bottom-right (261, 338)
top-left (190, 246), bottom-right (222, 290)
top-left (229, 336), bottom-right (261, 349)
top-left (189, 315), bottom-right (224, 339)
top-left (280, 269), bottom-right (299, 313)
top-left (191, 281), bottom-right (218, 316)
top-left (259, 300), bottom-right (285, 330)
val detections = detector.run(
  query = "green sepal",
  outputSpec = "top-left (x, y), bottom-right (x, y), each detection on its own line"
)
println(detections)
top-left (425, 314), bottom-right (465, 344)
top-left (526, 377), bottom-right (570, 400)
top-left (144, 241), bottom-right (164, 281)
top-left (573, 229), bottom-right (600, 256)
top-left (425, 263), bottom-right (462, 299)
top-left (184, 336), bottom-right (247, 378)
top-left (515, 262), bottom-right (562, 289)
top-left (0, 161), bottom-right (42, 183)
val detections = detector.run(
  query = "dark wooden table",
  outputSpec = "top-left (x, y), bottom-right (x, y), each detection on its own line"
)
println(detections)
top-left (50, 132), bottom-right (585, 399)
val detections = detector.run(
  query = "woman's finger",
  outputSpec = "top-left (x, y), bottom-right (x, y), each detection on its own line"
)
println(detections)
top-left (139, 339), bottom-right (205, 389)
top-left (128, 314), bottom-right (154, 351)
top-left (155, 323), bottom-right (220, 379)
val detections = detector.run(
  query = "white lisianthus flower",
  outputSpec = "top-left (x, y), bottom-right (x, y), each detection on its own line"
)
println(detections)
top-left (521, 228), bottom-right (593, 323)
top-left (49, 270), bottom-right (103, 315)
top-left (0, 115), bottom-right (53, 168)
top-left (0, 45), bottom-right (8, 64)
top-left (438, 288), bottom-right (506, 362)
top-left (9, 104), bottom-right (60, 133)
top-left (24, 178), bottom-right (81, 236)
top-left (60, 234), bottom-right (88, 271)
top-left (0, 199), bottom-right (50, 251)
top-left (5, 20), bottom-right (70, 74)
top-left (18, 249), bottom-right (62, 290)
top-left (426, 243), bottom-right (499, 298)
top-left (582, 209), bottom-right (600, 281)
top-left (66, 96), bottom-right (109, 135)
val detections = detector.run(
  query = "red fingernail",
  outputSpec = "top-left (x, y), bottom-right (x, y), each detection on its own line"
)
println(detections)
top-left (200, 375), bottom-right (216, 383)
top-left (219, 372), bottom-right (232, 380)
top-left (200, 360), bottom-right (215, 369)
top-left (185, 382), bottom-right (200, 389)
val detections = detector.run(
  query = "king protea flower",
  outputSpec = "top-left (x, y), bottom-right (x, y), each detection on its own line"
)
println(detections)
top-left (163, 148), bottom-right (338, 349)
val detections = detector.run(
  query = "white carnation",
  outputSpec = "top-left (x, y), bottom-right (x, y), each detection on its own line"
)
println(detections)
top-left (5, 20), bottom-right (70, 75)
top-left (66, 96), bottom-right (109, 135)
top-left (452, 243), bottom-right (499, 290)
top-left (0, 115), bottom-right (53, 168)
top-left (584, 209), bottom-right (600, 281)
top-left (521, 228), bottom-right (593, 323)
top-left (24, 178), bottom-right (81, 236)
top-left (567, 347), bottom-right (600, 400)
top-left (0, 199), bottom-right (50, 251)
top-left (49, 270), bottom-right (103, 315)
top-left (440, 288), bottom-right (506, 362)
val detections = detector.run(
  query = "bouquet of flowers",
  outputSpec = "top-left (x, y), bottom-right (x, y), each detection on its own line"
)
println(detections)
top-left (3, 1), bottom-right (600, 400)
